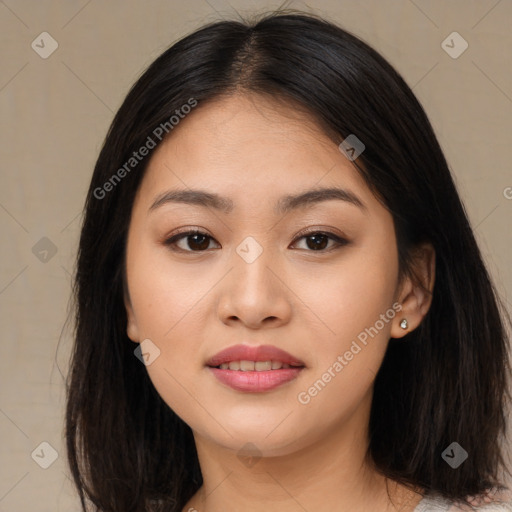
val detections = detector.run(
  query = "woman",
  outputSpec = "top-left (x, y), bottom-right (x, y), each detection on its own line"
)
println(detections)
top-left (65, 10), bottom-right (512, 512)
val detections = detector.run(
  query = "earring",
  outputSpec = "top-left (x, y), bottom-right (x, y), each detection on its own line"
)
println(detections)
top-left (400, 319), bottom-right (408, 330)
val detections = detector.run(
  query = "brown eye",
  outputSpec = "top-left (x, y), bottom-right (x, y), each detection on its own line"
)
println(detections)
top-left (304, 233), bottom-right (329, 250)
top-left (291, 231), bottom-right (349, 252)
top-left (164, 230), bottom-right (219, 252)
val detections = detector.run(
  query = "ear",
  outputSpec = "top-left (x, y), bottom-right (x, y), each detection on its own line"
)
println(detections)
top-left (391, 242), bottom-right (436, 339)
top-left (124, 292), bottom-right (141, 343)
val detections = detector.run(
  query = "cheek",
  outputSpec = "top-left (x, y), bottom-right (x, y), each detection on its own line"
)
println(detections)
top-left (294, 261), bottom-right (398, 422)
top-left (300, 243), bottom-right (399, 359)
top-left (127, 241), bottom-right (214, 342)
top-left (126, 253), bottom-right (213, 425)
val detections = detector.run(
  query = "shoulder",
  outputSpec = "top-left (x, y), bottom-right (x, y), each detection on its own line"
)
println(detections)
top-left (414, 487), bottom-right (512, 512)
top-left (458, 487), bottom-right (512, 511)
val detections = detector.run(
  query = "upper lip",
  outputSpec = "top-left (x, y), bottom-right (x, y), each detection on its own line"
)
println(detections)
top-left (206, 344), bottom-right (305, 368)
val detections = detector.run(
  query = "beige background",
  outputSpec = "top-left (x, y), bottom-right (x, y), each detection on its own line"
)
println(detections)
top-left (0, 1), bottom-right (511, 510)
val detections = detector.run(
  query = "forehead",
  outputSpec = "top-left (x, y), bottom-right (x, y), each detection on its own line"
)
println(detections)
top-left (135, 93), bottom-right (373, 212)
top-left (154, 94), bottom-right (336, 159)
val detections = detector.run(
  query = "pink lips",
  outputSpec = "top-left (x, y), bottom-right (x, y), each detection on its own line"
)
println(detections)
top-left (206, 344), bottom-right (305, 393)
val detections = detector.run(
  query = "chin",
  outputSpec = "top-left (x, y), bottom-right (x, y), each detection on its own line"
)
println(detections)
top-left (190, 412), bottom-right (315, 457)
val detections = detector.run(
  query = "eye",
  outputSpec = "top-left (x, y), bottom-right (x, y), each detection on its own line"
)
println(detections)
top-left (291, 230), bottom-right (349, 252)
top-left (164, 229), bottom-right (219, 252)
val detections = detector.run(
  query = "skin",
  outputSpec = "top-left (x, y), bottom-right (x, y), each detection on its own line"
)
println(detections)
top-left (124, 93), bottom-right (436, 512)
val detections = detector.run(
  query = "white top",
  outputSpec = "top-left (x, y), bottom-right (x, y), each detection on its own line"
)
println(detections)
top-left (413, 488), bottom-right (512, 511)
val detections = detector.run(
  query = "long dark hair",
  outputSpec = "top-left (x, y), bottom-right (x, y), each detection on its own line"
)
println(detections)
top-left (65, 9), bottom-right (511, 512)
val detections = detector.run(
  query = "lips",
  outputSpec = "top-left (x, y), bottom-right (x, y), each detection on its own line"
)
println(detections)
top-left (205, 344), bottom-right (305, 368)
top-left (206, 344), bottom-right (305, 393)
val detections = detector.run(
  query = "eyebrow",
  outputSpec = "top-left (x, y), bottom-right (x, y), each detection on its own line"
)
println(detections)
top-left (148, 187), bottom-right (367, 215)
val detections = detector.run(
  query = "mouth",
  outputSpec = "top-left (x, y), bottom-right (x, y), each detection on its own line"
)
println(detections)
top-left (205, 344), bottom-right (305, 392)
top-left (209, 360), bottom-right (304, 371)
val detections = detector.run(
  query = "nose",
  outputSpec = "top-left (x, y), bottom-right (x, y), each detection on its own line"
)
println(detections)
top-left (216, 242), bottom-right (293, 330)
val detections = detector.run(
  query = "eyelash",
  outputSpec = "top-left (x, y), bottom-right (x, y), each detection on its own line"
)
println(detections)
top-left (163, 228), bottom-right (349, 254)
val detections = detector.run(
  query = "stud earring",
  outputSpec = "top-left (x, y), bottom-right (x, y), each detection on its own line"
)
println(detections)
top-left (400, 319), bottom-right (408, 330)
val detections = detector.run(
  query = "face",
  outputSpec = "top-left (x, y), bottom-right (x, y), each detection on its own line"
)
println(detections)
top-left (124, 93), bottom-right (408, 457)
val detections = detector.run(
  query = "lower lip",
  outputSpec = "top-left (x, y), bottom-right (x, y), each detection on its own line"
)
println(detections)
top-left (208, 367), bottom-right (304, 392)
